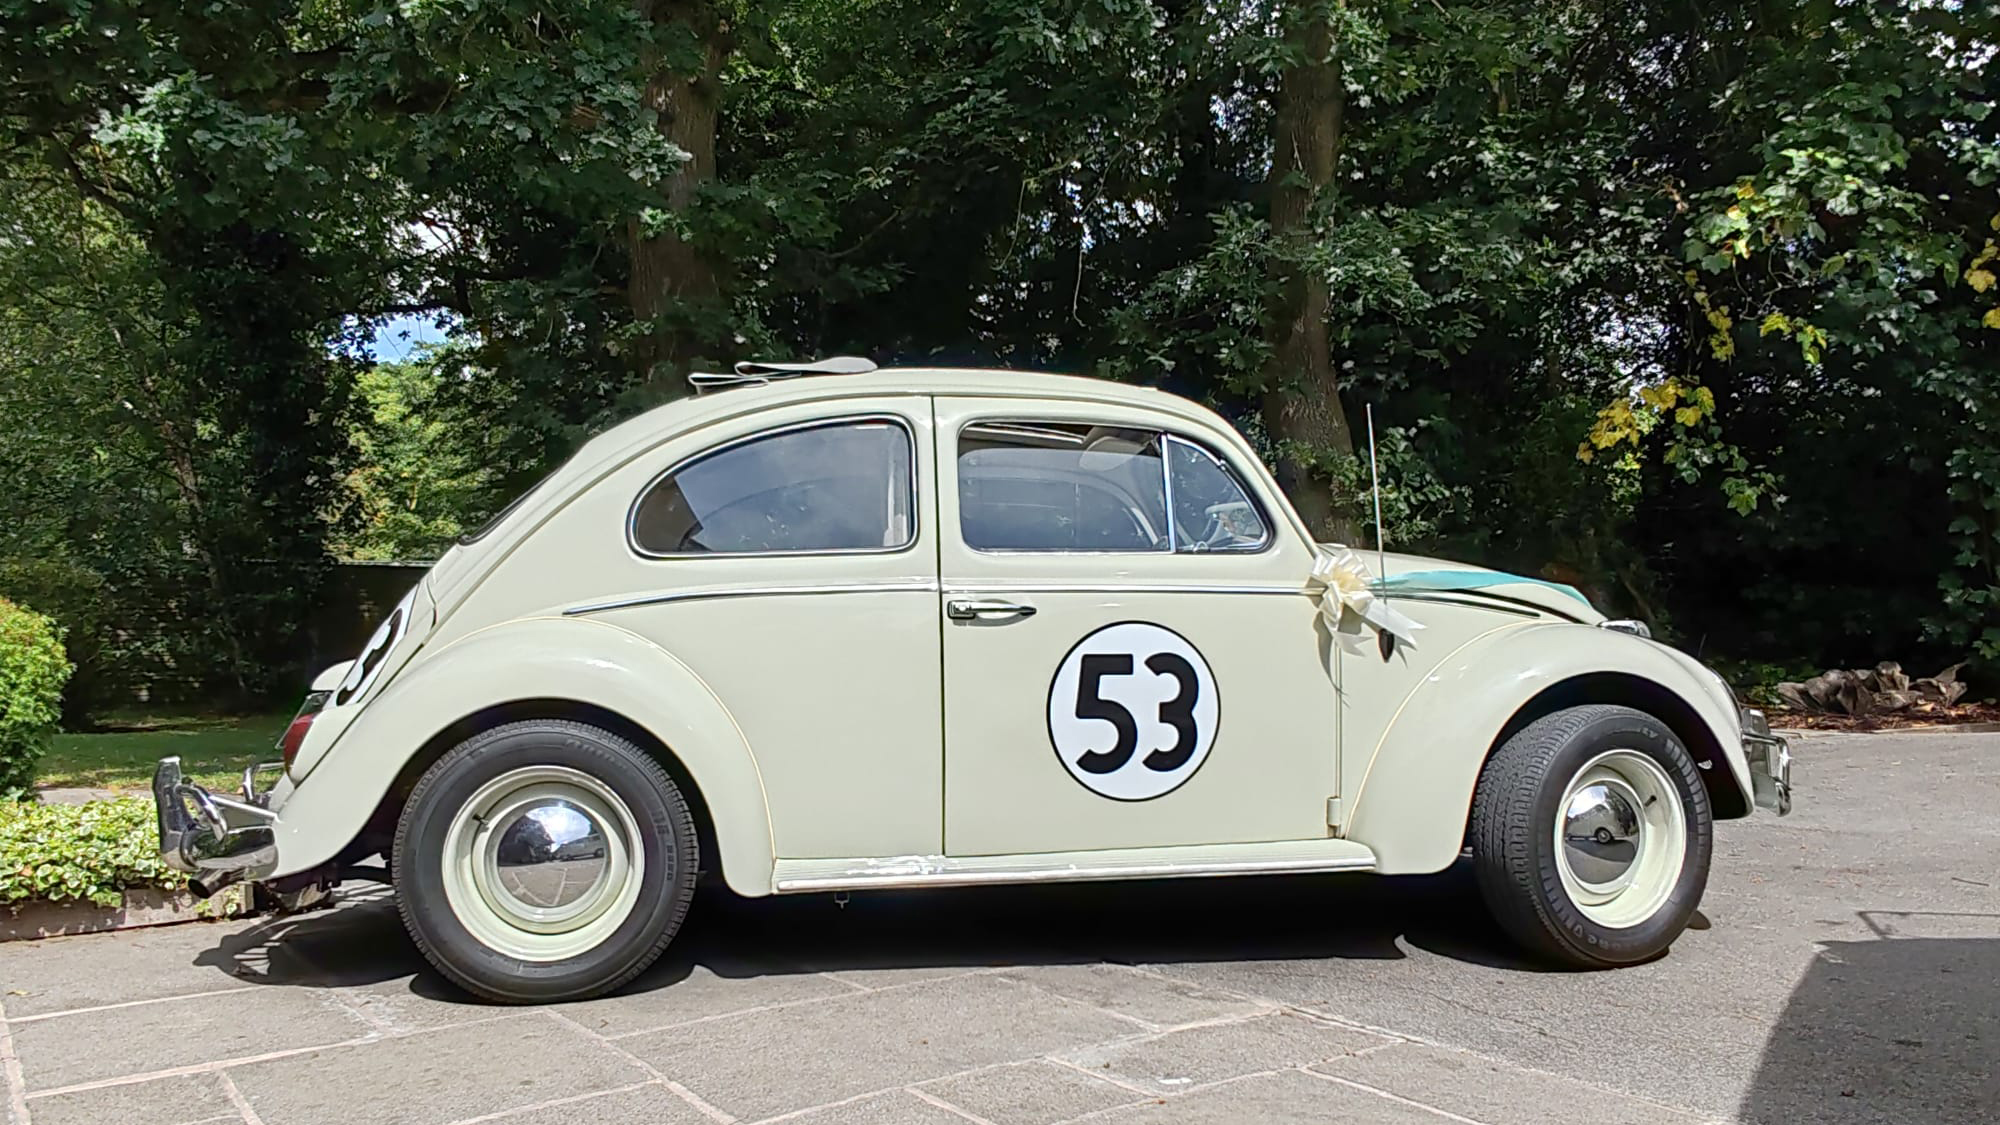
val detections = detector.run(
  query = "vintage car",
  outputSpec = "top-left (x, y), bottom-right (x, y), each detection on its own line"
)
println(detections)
top-left (154, 359), bottom-right (1792, 1002)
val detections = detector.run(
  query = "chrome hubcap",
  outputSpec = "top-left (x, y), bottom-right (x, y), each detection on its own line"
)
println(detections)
top-left (491, 800), bottom-right (610, 917)
top-left (442, 766), bottom-right (644, 961)
top-left (1560, 781), bottom-right (1642, 891)
top-left (1552, 750), bottom-right (1687, 929)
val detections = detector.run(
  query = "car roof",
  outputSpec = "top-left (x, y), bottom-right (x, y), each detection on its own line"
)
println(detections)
top-left (575, 366), bottom-right (1219, 464)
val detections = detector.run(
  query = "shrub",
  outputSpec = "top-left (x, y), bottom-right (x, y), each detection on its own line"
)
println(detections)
top-left (0, 797), bottom-right (185, 907)
top-left (0, 599), bottom-right (71, 799)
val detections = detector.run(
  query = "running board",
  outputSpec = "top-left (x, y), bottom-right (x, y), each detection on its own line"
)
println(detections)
top-left (770, 839), bottom-right (1377, 893)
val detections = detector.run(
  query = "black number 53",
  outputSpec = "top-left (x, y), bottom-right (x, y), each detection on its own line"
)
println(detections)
top-left (1072, 652), bottom-right (1202, 775)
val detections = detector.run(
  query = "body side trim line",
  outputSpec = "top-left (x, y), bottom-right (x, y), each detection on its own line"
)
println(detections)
top-left (1380, 592), bottom-right (1544, 618)
top-left (565, 580), bottom-right (940, 617)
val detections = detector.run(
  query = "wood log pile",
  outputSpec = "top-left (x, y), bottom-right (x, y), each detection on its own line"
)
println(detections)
top-left (1775, 662), bottom-right (1967, 717)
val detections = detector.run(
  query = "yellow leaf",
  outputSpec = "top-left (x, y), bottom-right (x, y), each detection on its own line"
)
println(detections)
top-left (1638, 382), bottom-right (1679, 410)
top-left (1675, 406), bottom-right (1703, 427)
top-left (1735, 180), bottom-right (1757, 200)
top-left (1576, 442), bottom-right (1595, 463)
top-left (1968, 269), bottom-right (1996, 294)
top-left (1695, 386), bottom-right (1716, 412)
top-left (1991, 212), bottom-right (2000, 231)
top-left (1985, 307), bottom-right (2000, 330)
top-left (1759, 313), bottom-right (1790, 336)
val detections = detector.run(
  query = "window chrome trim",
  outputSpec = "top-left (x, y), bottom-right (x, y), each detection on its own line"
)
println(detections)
top-left (626, 413), bottom-right (921, 560)
top-left (1162, 433), bottom-right (1273, 554)
top-left (951, 417), bottom-right (1276, 558)
top-left (567, 579), bottom-right (939, 617)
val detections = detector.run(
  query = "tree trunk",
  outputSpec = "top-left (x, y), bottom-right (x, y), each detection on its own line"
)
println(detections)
top-left (629, 0), bottom-right (728, 394)
top-left (1258, 2), bottom-right (1357, 544)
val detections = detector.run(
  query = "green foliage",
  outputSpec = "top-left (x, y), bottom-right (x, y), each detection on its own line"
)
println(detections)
top-left (0, 798), bottom-right (185, 907)
top-left (337, 362), bottom-right (499, 560)
top-left (0, 599), bottom-right (70, 799)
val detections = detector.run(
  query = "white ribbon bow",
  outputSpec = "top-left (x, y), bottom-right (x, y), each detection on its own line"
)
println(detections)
top-left (1306, 547), bottom-right (1425, 648)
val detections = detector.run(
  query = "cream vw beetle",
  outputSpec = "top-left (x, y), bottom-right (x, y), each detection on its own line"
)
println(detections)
top-left (154, 359), bottom-right (1792, 1002)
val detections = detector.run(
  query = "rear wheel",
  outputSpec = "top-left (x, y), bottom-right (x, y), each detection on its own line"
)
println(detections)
top-left (1469, 704), bottom-right (1712, 967)
top-left (393, 720), bottom-right (697, 1002)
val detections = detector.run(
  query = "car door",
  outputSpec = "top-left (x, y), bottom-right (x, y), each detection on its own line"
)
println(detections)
top-left (936, 396), bottom-right (1339, 858)
top-left (574, 397), bottom-right (944, 861)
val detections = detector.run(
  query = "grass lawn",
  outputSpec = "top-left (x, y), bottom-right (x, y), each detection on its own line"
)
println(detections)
top-left (39, 713), bottom-right (292, 793)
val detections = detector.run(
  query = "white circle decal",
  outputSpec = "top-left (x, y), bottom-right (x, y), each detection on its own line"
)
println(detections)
top-left (1047, 622), bottom-right (1219, 801)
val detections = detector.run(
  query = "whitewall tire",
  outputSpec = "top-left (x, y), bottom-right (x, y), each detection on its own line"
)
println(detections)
top-left (1470, 704), bottom-right (1712, 967)
top-left (393, 720), bottom-right (697, 1003)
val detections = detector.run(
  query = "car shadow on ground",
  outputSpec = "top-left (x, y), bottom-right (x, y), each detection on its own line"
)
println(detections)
top-left (193, 864), bottom-right (1557, 1004)
top-left (1738, 911), bottom-right (2000, 1125)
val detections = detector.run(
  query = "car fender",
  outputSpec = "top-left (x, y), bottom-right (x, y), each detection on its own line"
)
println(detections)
top-left (268, 615), bottom-right (778, 895)
top-left (1345, 622), bottom-right (1750, 874)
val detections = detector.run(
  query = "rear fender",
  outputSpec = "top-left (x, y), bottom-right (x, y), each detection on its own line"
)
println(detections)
top-left (1346, 623), bottom-right (1749, 874)
top-left (269, 616), bottom-right (777, 895)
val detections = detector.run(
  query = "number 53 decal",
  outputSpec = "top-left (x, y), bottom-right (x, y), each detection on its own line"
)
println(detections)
top-left (1047, 622), bottom-right (1220, 800)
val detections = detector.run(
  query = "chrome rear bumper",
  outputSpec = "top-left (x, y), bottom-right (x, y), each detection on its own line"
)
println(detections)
top-left (153, 757), bottom-right (283, 897)
top-left (1740, 708), bottom-right (1792, 816)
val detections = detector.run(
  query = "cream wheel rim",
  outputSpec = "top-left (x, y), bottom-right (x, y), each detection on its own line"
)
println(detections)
top-left (1553, 750), bottom-right (1687, 929)
top-left (440, 766), bottom-right (645, 962)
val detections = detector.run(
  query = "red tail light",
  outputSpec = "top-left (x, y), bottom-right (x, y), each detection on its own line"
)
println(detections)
top-left (277, 690), bottom-right (332, 770)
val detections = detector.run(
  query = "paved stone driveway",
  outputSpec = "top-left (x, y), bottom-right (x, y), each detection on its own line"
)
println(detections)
top-left (3, 732), bottom-right (1996, 1125)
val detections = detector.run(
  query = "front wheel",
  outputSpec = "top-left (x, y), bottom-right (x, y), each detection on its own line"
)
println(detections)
top-left (392, 720), bottom-right (698, 1002)
top-left (1469, 704), bottom-right (1712, 967)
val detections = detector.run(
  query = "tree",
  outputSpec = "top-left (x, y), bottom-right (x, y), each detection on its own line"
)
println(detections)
top-left (1259, 1), bottom-right (1355, 541)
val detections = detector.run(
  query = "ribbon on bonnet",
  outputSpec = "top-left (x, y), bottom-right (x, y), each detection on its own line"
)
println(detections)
top-left (1306, 546), bottom-right (1425, 648)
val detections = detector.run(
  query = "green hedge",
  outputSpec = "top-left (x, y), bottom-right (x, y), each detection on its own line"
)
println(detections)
top-left (0, 798), bottom-right (186, 907)
top-left (0, 598), bottom-right (71, 798)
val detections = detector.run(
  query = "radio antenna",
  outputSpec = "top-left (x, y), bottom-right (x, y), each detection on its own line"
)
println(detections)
top-left (1365, 403), bottom-right (1387, 580)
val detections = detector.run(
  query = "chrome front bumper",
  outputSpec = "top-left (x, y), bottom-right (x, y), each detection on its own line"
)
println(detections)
top-left (153, 757), bottom-right (285, 897)
top-left (1740, 708), bottom-right (1793, 816)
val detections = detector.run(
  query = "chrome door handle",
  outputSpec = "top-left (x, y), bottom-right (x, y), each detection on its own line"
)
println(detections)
top-left (945, 598), bottom-right (1037, 621)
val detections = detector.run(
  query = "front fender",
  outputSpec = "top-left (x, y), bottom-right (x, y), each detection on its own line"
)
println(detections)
top-left (1345, 622), bottom-right (1750, 874)
top-left (268, 615), bottom-right (778, 895)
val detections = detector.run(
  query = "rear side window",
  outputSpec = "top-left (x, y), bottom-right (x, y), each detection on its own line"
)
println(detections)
top-left (956, 420), bottom-right (1268, 553)
top-left (630, 418), bottom-right (915, 556)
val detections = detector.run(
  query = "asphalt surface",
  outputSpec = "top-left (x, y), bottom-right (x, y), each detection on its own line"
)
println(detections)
top-left (1, 731), bottom-right (1994, 1125)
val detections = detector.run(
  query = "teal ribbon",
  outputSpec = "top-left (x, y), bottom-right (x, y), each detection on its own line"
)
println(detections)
top-left (1371, 568), bottom-right (1591, 606)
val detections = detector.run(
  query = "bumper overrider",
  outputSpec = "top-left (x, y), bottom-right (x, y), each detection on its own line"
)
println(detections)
top-left (1740, 707), bottom-right (1793, 816)
top-left (153, 757), bottom-right (286, 898)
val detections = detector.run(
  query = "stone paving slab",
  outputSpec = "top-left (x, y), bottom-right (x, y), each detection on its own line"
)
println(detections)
top-left (916, 1060), bottom-right (1141, 1124)
top-left (1057, 1011), bottom-right (1389, 1096)
top-left (1084, 1068), bottom-right (1453, 1124)
top-left (10, 983), bottom-right (372, 1091)
top-left (1312, 1042), bottom-right (1706, 1125)
top-left (617, 972), bottom-right (1146, 1121)
top-left (22, 1072), bottom-right (237, 1125)
top-left (224, 1013), bottom-right (646, 1125)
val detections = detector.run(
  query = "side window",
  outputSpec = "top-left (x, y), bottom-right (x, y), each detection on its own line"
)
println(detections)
top-left (631, 419), bottom-right (914, 556)
top-left (1166, 437), bottom-right (1270, 553)
top-left (958, 422), bottom-right (1169, 551)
